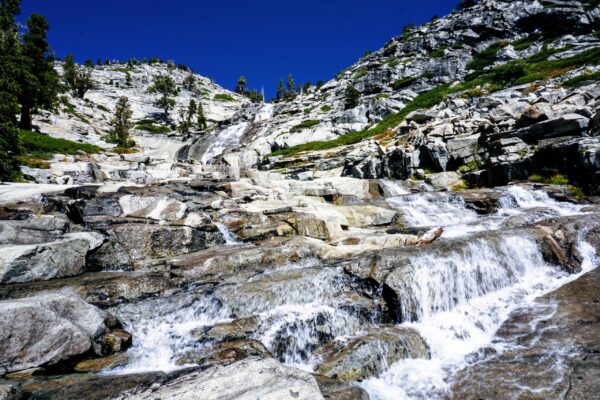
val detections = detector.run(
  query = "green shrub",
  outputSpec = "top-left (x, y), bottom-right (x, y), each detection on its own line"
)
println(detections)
top-left (563, 71), bottom-right (600, 87)
top-left (382, 44), bottom-right (397, 57)
top-left (354, 68), bottom-right (368, 79)
top-left (16, 155), bottom-right (50, 169)
top-left (135, 124), bottom-right (171, 134)
top-left (458, 161), bottom-right (480, 173)
top-left (214, 93), bottom-right (236, 102)
top-left (290, 120), bottom-right (321, 133)
top-left (97, 104), bottom-right (110, 112)
top-left (391, 76), bottom-right (418, 90)
top-left (320, 105), bottom-right (332, 112)
top-left (384, 59), bottom-right (400, 68)
top-left (430, 46), bottom-right (448, 58)
top-left (19, 130), bottom-right (102, 158)
top-left (467, 42), bottom-right (507, 70)
top-left (529, 173), bottom-right (569, 185)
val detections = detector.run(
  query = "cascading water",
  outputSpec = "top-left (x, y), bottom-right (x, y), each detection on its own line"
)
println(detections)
top-left (104, 179), bottom-right (596, 400)
top-left (215, 222), bottom-right (243, 245)
top-left (201, 122), bottom-right (249, 164)
top-left (360, 236), bottom-right (598, 400)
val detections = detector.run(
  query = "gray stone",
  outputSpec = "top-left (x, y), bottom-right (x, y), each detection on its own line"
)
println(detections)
top-left (0, 290), bottom-right (107, 374)
top-left (316, 326), bottom-right (430, 381)
top-left (109, 357), bottom-right (325, 400)
top-left (0, 232), bottom-right (103, 284)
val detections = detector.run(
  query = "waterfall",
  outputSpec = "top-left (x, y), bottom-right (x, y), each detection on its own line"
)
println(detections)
top-left (201, 122), bottom-right (249, 164)
top-left (110, 294), bottom-right (228, 374)
top-left (361, 235), bottom-right (598, 400)
top-left (254, 103), bottom-right (275, 122)
top-left (215, 222), bottom-right (243, 245)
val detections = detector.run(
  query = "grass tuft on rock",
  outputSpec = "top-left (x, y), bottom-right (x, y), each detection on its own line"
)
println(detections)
top-left (19, 130), bottom-right (102, 159)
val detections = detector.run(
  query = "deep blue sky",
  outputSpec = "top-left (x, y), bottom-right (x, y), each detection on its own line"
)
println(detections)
top-left (19, 0), bottom-right (457, 98)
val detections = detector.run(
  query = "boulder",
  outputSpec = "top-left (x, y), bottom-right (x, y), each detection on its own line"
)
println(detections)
top-left (314, 375), bottom-right (370, 400)
top-left (515, 104), bottom-right (552, 128)
top-left (425, 171), bottom-right (463, 191)
top-left (591, 108), bottom-right (600, 137)
top-left (517, 114), bottom-right (589, 144)
top-left (0, 232), bottom-right (104, 284)
top-left (0, 291), bottom-right (108, 374)
top-left (102, 223), bottom-right (223, 265)
top-left (0, 215), bottom-right (69, 245)
top-left (110, 357), bottom-right (325, 400)
top-left (315, 326), bottom-right (430, 381)
top-left (383, 148), bottom-right (413, 180)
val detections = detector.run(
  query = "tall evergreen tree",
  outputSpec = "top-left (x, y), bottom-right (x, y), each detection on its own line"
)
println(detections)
top-left (177, 99), bottom-right (197, 134)
top-left (183, 73), bottom-right (196, 91)
top-left (235, 75), bottom-right (247, 95)
top-left (17, 13), bottom-right (59, 130)
top-left (108, 96), bottom-right (134, 148)
top-left (63, 54), bottom-right (95, 99)
top-left (196, 101), bottom-right (207, 131)
top-left (0, 0), bottom-right (22, 180)
top-left (344, 85), bottom-right (360, 110)
top-left (276, 79), bottom-right (284, 101)
top-left (146, 74), bottom-right (178, 120)
top-left (286, 73), bottom-right (295, 94)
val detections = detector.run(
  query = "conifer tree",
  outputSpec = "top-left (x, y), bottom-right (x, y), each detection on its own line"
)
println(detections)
top-left (108, 96), bottom-right (134, 148)
top-left (183, 73), bottom-right (196, 91)
top-left (276, 79), bottom-right (284, 101)
top-left (63, 54), bottom-right (95, 99)
top-left (235, 75), bottom-right (247, 95)
top-left (146, 74), bottom-right (178, 120)
top-left (177, 99), bottom-right (197, 134)
top-left (0, 0), bottom-right (22, 180)
top-left (17, 13), bottom-right (59, 130)
top-left (196, 100), bottom-right (207, 130)
top-left (344, 85), bottom-right (360, 110)
top-left (286, 73), bottom-right (295, 94)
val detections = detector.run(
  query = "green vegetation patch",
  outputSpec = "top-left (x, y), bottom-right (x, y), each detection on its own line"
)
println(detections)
top-left (430, 46), bottom-right (449, 58)
top-left (563, 70), bottom-right (600, 87)
top-left (320, 105), bottom-right (333, 112)
top-left (214, 93), bottom-right (236, 102)
top-left (529, 173), bottom-right (569, 185)
top-left (391, 76), bottom-right (418, 90)
top-left (135, 124), bottom-right (171, 134)
top-left (290, 120), bottom-right (321, 133)
top-left (269, 47), bottom-right (600, 158)
top-left (19, 130), bottom-right (102, 159)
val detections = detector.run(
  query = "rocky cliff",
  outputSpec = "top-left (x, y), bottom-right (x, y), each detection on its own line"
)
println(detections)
top-left (2, 1), bottom-right (600, 399)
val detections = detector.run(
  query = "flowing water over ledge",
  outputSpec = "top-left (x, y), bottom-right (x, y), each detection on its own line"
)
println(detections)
top-left (103, 184), bottom-right (596, 399)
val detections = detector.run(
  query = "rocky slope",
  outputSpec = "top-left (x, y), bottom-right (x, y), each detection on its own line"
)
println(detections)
top-left (2, 0), bottom-right (600, 399)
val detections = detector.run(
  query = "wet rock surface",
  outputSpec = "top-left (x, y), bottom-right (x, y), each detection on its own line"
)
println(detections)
top-left (2, 0), bottom-right (600, 398)
top-left (449, 266), bottom-right (600, 400)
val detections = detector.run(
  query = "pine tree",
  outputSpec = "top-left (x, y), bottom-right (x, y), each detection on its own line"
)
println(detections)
top-left (196, 101), bottom-right (207, 130)
top-left (344, 85), bottom-right (360, 110)
top-left (84, 59), bottom-right (93, 68)
top-left (146, 74), bottom-right (178, 120)
top-left (108, 96), bottom-right (134, 148)
top-left (183, 73), bottom-right (196, 91)
top-left (0, 0), bottom-right (22, 181)
top-left (276, 79), bottom-right (284, 101)
top-left (17, 13), bottom-right (59, 130)
top-left (63, 54), bottom-right (95, 99)
top-left (286, 73), bottom-right (295, 94)
top-left (235, 75), bottom-right (247, 95)
top-left (125, 71), bottom-right (132, 86)
top-left (177, 99), bottom-right (197, 134)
